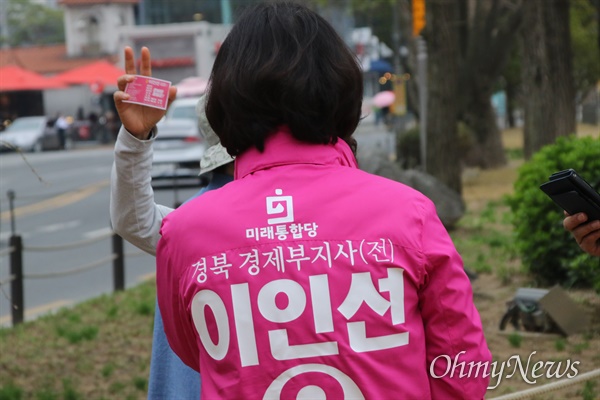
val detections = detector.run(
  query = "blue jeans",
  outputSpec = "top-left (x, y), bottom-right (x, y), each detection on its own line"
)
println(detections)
top-left (148, 172), bottom-right (234, 399)
top-left (148, 300), bottom-right (201, 399)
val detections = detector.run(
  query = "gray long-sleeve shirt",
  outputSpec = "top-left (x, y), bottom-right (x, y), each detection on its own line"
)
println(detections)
top-left (110, 127), bottom-right (173, 256)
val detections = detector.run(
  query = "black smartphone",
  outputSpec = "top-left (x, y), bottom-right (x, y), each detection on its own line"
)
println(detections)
top-left (539, 169), bottom-right (600, 221)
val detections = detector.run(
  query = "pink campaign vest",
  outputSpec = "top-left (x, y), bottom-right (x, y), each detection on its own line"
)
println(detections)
top-left (157, 129), bottom-right (491, 399)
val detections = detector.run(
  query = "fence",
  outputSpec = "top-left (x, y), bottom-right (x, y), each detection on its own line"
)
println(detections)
top-left (0, 230), bottom-right (142, 327)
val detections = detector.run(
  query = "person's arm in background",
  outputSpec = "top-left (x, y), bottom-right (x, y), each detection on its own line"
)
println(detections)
top-left (110, 45), bottom-right (178, 255)
top-left (563, 212), bottom-right (600, 257)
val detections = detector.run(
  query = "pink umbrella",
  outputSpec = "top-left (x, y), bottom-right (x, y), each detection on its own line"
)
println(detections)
top-left (372, 90), bottom-right (395, 108)
top-left (175, 77), bottom-right (209, 97)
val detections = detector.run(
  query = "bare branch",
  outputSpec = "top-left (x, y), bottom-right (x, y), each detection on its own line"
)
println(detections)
top-left (0, 141), bottom-right (50, 186)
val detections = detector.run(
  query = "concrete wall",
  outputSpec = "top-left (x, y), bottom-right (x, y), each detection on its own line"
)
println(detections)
top-left (64, 4), bottom-right (135, 57)
top-left (117, 21), bottom-right (231, 84)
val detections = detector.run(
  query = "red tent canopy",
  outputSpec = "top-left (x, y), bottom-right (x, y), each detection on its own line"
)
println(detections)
top-left (0, 65), bottom-right (67, 92)
top-left (52, 60), bottom-right (125, 87)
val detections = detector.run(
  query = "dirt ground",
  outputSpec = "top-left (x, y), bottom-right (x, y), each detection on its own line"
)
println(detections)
top-left (461, 125), bottom-right (600, 399)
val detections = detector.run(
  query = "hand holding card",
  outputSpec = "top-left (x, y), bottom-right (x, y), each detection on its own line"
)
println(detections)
top-left (123, 75), bottom-right (172, 110)
top-left (113, 46), bottom-right (178, 139)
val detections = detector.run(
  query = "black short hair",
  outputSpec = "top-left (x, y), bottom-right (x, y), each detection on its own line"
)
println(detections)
top-left (205, 1), bottom-right (363, 156)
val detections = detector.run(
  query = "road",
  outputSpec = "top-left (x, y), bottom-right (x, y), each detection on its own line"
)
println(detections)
top-left (0, 145), bottom-right (202, 326)
top-left (0, 120), bottom-right (393, 326)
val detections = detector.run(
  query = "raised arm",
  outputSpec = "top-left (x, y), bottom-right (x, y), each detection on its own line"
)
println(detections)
top-left (110, 127), bottom-right (173, 255)
top-left (110, 46), bottom-right (178, 255)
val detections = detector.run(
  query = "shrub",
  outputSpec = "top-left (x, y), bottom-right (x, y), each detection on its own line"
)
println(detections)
top-left (396, 126), bottom-right (421, 169)
top-left (507, 135), bottom-right (600, 291)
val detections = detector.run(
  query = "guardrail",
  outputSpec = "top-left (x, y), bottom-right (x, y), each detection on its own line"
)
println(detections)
top-left (0, 231), bottom-right (144, 327)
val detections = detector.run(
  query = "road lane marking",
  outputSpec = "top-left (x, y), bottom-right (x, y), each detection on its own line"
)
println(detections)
top-left (84, 227), bottom-right (113, 239)
top-left (0, 179), bottom-right (109, 221)
top-left (0, 299), bottom-right (73, 325)
top-left (36, 220), bottom-right (81, 234)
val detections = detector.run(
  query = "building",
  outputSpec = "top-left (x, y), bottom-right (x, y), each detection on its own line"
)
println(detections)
top-left (137, 0), bottom-right (226, 25)
top-left (1, 0), bottom-right (231, 120)
top-left (60, 0), bottom-right (138, 58)
top-left (116, 21), bottom-right (229, 84)
top-left (1, 0), bottom-right (392, 122)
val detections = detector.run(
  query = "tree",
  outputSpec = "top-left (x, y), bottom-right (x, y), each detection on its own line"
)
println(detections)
top-left (3, 0), bottom-right (64, 47)
top-left (499, 45), bottom-right (522, 129)
top-left (592, 0), bottom-right (600, 51)
top-left (457, 0), bottom-right (523, 169)
top-left (571, 0), bottom-right (600, 103)
top-left (389, 0), bottom-right (524, 171)
top-left (520, 0), bottom-right (576, 159)
top-left (424, 0), bottom-right (462, 194)
top-left (499, 0), bottom-right (598, 130)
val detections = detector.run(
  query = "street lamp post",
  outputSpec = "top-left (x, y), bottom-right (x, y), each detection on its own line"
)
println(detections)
top-left (417, 37), bottom-right (427, 172)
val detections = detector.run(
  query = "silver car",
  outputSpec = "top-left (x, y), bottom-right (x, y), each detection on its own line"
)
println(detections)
top-left (0, 116), bottom-right (68, 153)
top-left (164, 96), bottom-right (202, 121)
top-left (151, 118), bottom-right (207, 186)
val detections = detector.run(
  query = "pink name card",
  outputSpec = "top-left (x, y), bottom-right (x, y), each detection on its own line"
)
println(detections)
top-left (123, 75), bottom-right (171, 110)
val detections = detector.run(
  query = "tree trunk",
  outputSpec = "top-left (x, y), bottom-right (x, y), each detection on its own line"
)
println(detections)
top-left (595, 0), bottom-right (600, 52)
top-left (462, 96), bottom-right (507, 168)
top-left (521, 0), bottom-right (576, 159)
top-left (457, 0), bottom-right (524, 169)
top-left (505, 82), bottom-right (517, 128)
top-left (425, 0), bottom-right (462, 194)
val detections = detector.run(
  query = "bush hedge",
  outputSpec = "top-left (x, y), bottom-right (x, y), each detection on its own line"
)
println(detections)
top-left (507, 135), bottom-right (600, 292)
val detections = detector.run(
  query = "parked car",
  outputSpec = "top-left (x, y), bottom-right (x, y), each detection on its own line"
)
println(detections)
top-left (0, 116), bottom-right (69, 153)
top-left (151, 118), bottom-right (207, 187)
top-left (164, 96), bottom-right (202, 121)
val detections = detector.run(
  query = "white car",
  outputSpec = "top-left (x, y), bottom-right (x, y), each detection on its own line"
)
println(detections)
top-left (164, 96), bottom-right (202, 121)
top-left (151, 118), bottom-right (207, 186)
top-left (0, 116), bottom-right (68, 153)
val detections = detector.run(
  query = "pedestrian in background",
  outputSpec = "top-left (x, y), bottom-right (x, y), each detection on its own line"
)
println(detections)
top-left (155, 2), bottom-right (491, 399)
top-left (55, 113), bottom-right (70, 149)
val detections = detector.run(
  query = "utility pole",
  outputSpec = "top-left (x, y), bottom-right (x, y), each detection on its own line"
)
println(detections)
top-left (392, 1), bottom-right (402, 76)
top-left (388, 0), bottom-right (403, 161)
top-left (413, 0), bottom-right (427, 172)
top-left (417, 37), bottom-right (427, 172)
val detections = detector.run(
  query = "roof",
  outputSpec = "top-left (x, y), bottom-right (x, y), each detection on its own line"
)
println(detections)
top-left (58, 0), bottom-right (139, 5)
top-left (0, 44), bottom-right (119, 75)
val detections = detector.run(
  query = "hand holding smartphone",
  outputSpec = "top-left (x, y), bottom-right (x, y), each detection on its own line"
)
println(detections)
top-left (540, 169), bottom-right (600, 221)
